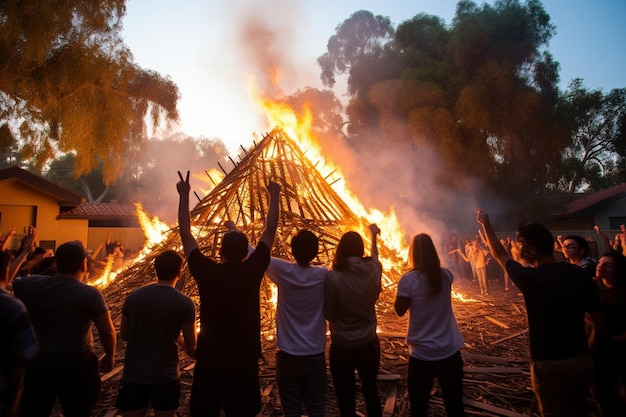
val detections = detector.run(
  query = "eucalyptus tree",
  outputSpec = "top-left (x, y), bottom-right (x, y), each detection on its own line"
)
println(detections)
top-left (0, 0), bottom-right (179, 184)
top-left (559, 79), bottom-right (626, 191)
top-left (319, 0), bottom-right (569, 222)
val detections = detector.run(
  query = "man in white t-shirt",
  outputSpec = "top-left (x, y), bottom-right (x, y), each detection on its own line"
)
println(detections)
top-left (235, 224), bottom-right (328, 417)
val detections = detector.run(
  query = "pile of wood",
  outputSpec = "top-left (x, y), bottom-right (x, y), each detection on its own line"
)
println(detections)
top-left (111, 128), bottom-right (405, 303)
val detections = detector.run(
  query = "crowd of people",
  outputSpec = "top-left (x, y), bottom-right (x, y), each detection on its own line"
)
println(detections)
top-left (1, 173), bottom-right (625, 417)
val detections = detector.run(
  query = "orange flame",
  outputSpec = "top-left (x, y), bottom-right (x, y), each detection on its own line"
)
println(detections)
top-left (134, 202), bottom-right (170, 249)
top-left (89, 203), bottom-right (172, 290)
top-left (193, 169), bottom-right (224, 196)
top-left (451, 289), bottom-right (479, 303)
top-left (251, 87), bottom-right (408, 261)
top-left (89, 254), bottom-right (116, 289)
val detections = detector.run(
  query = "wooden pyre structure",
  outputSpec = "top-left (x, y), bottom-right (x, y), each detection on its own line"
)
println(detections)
top-left (109, 128), bottom-right (404, 315)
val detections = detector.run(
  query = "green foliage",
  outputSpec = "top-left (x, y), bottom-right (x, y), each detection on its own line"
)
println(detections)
top-left (317, 10), bottom-right (395, 92)
top-left (318, 0), bottom-right (594, 222)
top-left (0, 0), bottom-right (180, 185)
top-left (558, 79), bottom-right (626, 191)
top-left (45, 153), bottom-right (108, 201)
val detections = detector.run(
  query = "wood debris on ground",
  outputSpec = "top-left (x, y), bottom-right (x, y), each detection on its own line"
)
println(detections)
top-left (45, 275), bottom-right (601, 416)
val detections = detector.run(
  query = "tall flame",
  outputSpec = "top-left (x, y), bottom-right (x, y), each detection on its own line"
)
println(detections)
top-left (89, 203), bottom-right (172, 290)
top-left (134, 202), bottom-right (170, 250)
top-left (252, 92), bottom-right (408, 260)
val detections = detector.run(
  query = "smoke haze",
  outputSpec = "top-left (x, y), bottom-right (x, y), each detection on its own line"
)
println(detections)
top-left (221, 0), bottom-right (483, 257)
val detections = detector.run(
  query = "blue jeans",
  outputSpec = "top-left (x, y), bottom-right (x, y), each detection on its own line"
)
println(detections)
top-left (329, 338), bottom-right (382, 417)
top-left (276, 350), bottom-right (326, 417)
top-left (407, 351), bottom-right (465, 417)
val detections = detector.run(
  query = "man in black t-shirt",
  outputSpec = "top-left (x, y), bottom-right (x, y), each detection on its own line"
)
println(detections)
top-left (176, 170), bottom-right (280, 417)
top-left (13, 240), bottom-right (116, 417)
top-left (477, 211), bottom-right (603, 417)
top-left (115, 249), bottom-right (196, 417)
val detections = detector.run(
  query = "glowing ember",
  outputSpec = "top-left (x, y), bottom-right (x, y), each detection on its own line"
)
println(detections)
top-left (451, 289), bottom-right (479, 303)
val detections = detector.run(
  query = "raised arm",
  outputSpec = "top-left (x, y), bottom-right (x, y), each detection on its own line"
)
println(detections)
top-left (456, 248), bottom-right (470, 263)
top-left (476, 210), bottom-right (511, 269)
top-left (594, 225), bottom-right (612, 253)
top-left (258, 181), bottom-right (280, 250)
top-left (177, 171), bottom-right (200, 258)
top-left (9, 229), bottom-right (37, 283)
top-left (1, 227), bottom-right (16, 251)
top-left (369, 224), bottom-right (380, 262)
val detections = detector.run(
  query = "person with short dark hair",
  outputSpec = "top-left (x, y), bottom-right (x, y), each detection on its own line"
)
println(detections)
top-left (325, 225), bottom-right (383, 417)
top-left (115, 249), bottom-right (196, 417)
top-left (238, 227), bottom-right (328, 417)
top-left (395, 233), bottom-right (465, 417)
top-left (558, 234), bottom-right (597, 277)
top-left (176, 171), bottom-right (280, 417)
top-left (0, 231), bottom-right (38, 417)
top-left (13, 240), bottom-right (116, 417)
top-left (477, 211), bottom-right (603, 417)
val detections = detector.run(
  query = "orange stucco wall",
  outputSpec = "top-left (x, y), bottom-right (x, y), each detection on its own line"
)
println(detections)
top-left (0, 179), bottom-right (88, 251)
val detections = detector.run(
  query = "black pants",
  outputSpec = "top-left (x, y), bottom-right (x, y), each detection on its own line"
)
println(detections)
top-left (276, 351), bottom-right (326, 417)
top-left (329, 339), bottom-right (382, 417)
top-left (19, 352), bottom-right (101, 417)
top-left (190, 359), bottom-right (261, 417)
top-left (407, 351), bottom-right (465, 417)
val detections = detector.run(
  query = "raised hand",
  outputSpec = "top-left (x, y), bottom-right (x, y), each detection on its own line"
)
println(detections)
top-left (177, 170), bottom-right (191, 195)
top-left (475, 209), bottom-right (489, 226)
top-left (224, 221), bottom-right (238, 232)
top-left (267, 180), bottom-right (280, 195)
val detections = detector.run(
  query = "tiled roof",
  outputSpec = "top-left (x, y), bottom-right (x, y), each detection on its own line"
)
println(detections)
top-left (0, 165), bottom-right (83, 205)
top-left (58, 202), bottom-right (139, 219)
top-left (561, 183), bottom-right (626, 216)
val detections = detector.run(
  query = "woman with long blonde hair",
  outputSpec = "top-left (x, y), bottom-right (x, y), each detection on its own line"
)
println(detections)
top-left (395, 233), bottom-right (465, 417)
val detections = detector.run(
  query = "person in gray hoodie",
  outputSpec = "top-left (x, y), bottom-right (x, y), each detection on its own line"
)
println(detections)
top-left (325, 224), bottom-right (382, 417)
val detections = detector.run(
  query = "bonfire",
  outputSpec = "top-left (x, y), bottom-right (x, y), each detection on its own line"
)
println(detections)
top-left (102, 127), bottom-right (407, 340)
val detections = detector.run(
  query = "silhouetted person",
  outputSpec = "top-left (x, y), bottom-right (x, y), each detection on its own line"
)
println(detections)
top-left (591, 251), bottom-right (626, 416)
top-left (0, 231), bottom-right (38, 417)
top-left (477, 210), bottom-right (603, 417)
top-left (176, 170), bottom-right (279, 417)
top-left (13, 240), bottom-right (116, 417)
top-left (116, 249), bottom-right (196, 417)
top-left (325, 225), bottom-right (383, 417)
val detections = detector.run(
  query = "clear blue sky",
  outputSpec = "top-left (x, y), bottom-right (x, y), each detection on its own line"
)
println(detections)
top-left (122, 0), bottom-right (626, 152)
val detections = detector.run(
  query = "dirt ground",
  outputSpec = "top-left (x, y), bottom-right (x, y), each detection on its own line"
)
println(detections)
top-left (75, 273), bottom-right (602, 417)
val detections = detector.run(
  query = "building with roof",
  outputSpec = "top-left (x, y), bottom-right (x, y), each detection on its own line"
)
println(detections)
top-left (550, 183), bottom-right (626, 231)
top-left (0, 165), bottom-right (146, 256)
top-left (58, 201), bottom-right (146, 258)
